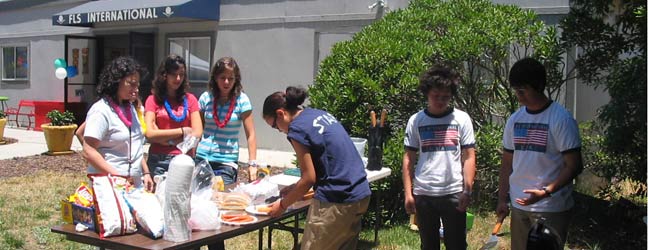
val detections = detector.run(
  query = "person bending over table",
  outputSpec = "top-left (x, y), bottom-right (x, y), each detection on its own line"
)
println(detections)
top-left (81, 56), bottom-right (153, 192)
top-left (262, 86), bottom-right (372, 250)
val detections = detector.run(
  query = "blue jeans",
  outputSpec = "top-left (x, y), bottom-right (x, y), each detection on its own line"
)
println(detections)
top-left (195, 158), bottom-right (238, 185)
top-left (414, 192), bottom-right (466, 250)
top-left (147, 153), bottom-right (176, 178)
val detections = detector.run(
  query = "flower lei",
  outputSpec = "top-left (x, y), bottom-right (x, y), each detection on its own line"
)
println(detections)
top-left (108, 98), bottom-right (132, 127)
top-left (213, 97), bottom-right (236, 128)
top-left (164, 98), bottom-right (188, 123)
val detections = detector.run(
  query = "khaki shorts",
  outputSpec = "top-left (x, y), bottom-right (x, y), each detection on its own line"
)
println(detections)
top-left (301, 196), bottom-right (370, 250)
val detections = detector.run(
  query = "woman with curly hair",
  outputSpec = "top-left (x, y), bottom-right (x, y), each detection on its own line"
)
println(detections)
top-left (144, 54), bottom-right (202, 177)
top-left (196, 56), bottom-right (258, 186)
top-left (81, 56), bottom-right (153, 191)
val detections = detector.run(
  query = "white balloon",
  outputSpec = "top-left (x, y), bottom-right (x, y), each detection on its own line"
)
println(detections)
top-left (55, 67), bottom-right (67, 79)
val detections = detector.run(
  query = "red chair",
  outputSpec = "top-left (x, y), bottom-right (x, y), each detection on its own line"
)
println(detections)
top-left (5, 100), bottom-right (35, 129)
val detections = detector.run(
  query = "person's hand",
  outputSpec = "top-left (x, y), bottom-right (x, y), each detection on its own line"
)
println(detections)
top-left (143, 174), bottom-right (154, 192)
top-left (496, 199), bottom-right (510, 219)
top-left (515, 188), bottom-right (547, 206)
top-left (404, 195), bottom-right (416, 214)
top-left (456, 192), bottom-right (471, 212)
top-left (269, 199), bottom-right (287, 218)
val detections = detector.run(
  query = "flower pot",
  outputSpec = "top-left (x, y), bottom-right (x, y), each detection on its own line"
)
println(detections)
top-left (0, 118), bottom-right (6, 144)
top-left (41, 123), bottom-right (77, 155)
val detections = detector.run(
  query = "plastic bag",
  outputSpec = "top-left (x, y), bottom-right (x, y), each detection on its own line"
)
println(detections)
top-left (123, 188), bottom-right (164, 238)
top-left (189, 188), bottom-right (221, 231)
top-left (176, 134), bottom-right (199, 154)
top-left (191, 159), bottom-right (214, 193)
top-left (164, 154), bottom-right (195, 242)
top-left (231, 178), bottom-right (280, 205)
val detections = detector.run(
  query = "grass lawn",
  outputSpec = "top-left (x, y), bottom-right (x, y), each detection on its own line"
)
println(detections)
top-left (0, 170), bottom-right (644, 249)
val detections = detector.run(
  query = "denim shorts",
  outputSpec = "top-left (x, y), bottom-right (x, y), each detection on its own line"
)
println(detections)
top-left (147, 153), bottom-right (176, 178)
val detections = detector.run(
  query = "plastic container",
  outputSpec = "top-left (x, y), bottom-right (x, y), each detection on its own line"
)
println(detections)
top-left (466, 212), bottom-right (474, 230)
top-left (350, 137), bottom-right (367, 158)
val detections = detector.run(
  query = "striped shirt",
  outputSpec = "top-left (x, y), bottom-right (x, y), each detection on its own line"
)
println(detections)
top-left (197, 92), bottom-right (252, 164)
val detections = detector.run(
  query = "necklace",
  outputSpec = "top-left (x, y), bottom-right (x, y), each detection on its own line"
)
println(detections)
top-left (164, 98), bottom-right (188, 122)
top-left (108, 98), bottom-right (132, 127)
top-left (213, 97), bottom-right (236, 128)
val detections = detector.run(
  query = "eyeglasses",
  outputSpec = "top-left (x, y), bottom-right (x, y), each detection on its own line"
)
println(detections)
top-left (271, 116), bottom-right (278, 130)
top-left (167, 72), bottom-right (185, 79)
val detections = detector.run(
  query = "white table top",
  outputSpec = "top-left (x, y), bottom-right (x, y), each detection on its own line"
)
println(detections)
top-left (268, 167), bottom-right (391, 187)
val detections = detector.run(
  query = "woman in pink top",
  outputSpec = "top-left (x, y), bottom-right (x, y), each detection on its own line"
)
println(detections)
top-left (144, 54), bottom-right (203, 177)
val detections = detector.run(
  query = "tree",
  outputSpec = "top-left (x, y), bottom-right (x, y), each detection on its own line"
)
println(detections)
top-left (561, 0), bottom-right (646, 181)
top-left (309, 0), bottom-right (561, 220)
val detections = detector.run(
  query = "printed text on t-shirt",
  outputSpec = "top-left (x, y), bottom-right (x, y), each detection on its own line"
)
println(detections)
top-left (312, 113), bottom-right (338, 134)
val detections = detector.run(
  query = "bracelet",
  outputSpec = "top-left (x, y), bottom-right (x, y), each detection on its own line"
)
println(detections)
top-left (180, 127), bottom-right (184, 137)
top-left (542, 187), bottom-right (552, 197)
top-left (143, 172), bottom-right (150, 175)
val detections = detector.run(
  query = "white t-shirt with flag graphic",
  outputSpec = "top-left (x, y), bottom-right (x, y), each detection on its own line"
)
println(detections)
top-left (503, 101), bottom-right (581, 212)
top-left (404, 108), bottom-right (475, 197)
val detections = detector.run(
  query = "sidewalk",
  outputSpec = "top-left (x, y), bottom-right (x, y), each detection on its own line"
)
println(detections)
top-left (0, 127), bottom-right (296, 167)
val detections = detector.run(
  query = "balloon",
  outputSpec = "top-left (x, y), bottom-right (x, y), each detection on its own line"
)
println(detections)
top-left (54, 58), bottom-right (67, 69)
top-left (55, 67), bottom-right (67, 79)
top-left (66, 66), bottom-right (78, 78)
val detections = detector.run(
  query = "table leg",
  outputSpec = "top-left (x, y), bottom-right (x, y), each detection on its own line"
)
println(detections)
top-left (268, 225), bottom-right (273, 250)
top-left (292, 213), bottom-right (299, 249)
top-left (374, 188), bottom-right (380, 244)
top-left (258, 227), bottom-right (264, 250)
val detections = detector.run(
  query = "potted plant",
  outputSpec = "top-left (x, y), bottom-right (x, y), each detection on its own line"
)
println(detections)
top-left (41, 110), bottom-right (77, 155)
top-left (0, 110), bottom-right (6, 144)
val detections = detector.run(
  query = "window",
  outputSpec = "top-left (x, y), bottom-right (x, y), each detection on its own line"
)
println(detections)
top-left (169, 37), bottom-right (211, 85)
top-left (2, 45), bottom-right (29, 80)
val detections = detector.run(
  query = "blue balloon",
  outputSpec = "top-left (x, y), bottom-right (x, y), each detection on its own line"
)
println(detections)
top-left (54, 58), bottom-right (67, 69)
top-left (66, 66), bottom-right (78, 78)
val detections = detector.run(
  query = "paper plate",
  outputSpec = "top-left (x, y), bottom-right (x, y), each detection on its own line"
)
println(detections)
top-left (245, 205), bottom-right (271, 216)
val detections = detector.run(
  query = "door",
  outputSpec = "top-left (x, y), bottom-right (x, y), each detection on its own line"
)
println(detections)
top-left (65, 36), bottom-right (98, 125)
top-left (129, 32), bottom-right (155, 100)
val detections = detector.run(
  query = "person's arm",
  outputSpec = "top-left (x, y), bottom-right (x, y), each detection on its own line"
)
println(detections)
top-left (241, 110), bottom-right (257, 162)
top-left (82, 137), bottom-right (120, 175)
top-left (144, 111), bottom-right (185, 145)
top-left (457, 147), bottom-right (476, 211)
top-left (140, 157), bottom-right (154, 192)
top-left (189, 110), bottom-right (203, 138)
top-left (496, 150), bottom-right (513, 217)
top-left (402, 148), bottom-right (417, 214)
top-left (516, 150), bottom-right (583, 206)
top-left (269, 139), bottom-right (316, 217)
top-left (75, 122), bottom-right (86, 146)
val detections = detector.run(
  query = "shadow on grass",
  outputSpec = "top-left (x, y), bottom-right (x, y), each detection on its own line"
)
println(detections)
top-left (568, 192), bottom-right (646, 250)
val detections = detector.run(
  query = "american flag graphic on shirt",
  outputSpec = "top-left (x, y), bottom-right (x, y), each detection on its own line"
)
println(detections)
top-left (419, 124), bottom-right (459, 152)
top-left (513, 123), bottom-right (548, 152)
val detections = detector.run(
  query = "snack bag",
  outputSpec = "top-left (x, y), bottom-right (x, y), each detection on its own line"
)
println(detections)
top-left (123, 188), bottom-right (164, 238)
top-left (89, 174), bottom-right (137, 238)
top-left (70, 182), bottom-right (94, 207)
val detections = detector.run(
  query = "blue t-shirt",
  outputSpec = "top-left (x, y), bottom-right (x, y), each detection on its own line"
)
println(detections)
top-left (287, 108), bottom-right (371, 203)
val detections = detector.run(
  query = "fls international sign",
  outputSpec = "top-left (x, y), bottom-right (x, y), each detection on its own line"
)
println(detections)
top-left (55, 6), bottom-right (175, 25)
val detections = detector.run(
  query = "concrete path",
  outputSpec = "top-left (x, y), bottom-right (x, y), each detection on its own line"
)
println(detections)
top-left (0, 127), bottom-right (295, 167)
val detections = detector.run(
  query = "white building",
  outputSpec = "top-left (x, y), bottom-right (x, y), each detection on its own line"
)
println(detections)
top-left (0, 0), bottom-right (609, 152)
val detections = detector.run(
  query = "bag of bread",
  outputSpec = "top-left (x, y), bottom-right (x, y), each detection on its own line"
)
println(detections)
top-left (214, 192), bottom-right (251, 210)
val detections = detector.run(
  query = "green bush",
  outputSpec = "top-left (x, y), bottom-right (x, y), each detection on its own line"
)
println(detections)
top-left (46, 110), bottom-right (76, 126)
top-left (309, 0), bottom-right (558, 225)
top-left (473, 123), bottom-right (503, 211)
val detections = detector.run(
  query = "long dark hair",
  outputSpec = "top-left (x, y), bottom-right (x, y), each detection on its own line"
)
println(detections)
top-left (152, 54), bottom-right (188, 103)
top-left (208, 57), bottom-right (242, 101)
top-left (96, 56), bottom-right (147, 103)
top-left (262, 86), bottom-right (307, 118)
